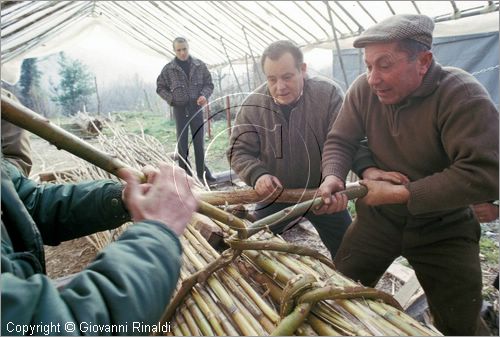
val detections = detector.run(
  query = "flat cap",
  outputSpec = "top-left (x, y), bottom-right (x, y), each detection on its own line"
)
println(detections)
top-left (353, 14), bottom-right (434, 49)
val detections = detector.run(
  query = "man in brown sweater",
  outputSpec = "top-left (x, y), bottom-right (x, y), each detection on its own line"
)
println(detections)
top-left (227, 41), bottom-right (351, 258)
top-left (316, 14), bottom-right (499, 335)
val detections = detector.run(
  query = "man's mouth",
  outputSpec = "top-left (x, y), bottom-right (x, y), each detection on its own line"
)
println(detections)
top-left (374, 88), bottom-right (391, 96)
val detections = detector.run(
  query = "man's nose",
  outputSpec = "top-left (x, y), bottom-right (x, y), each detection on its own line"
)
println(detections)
top-left (276, 79), bottom-right (287, 91)
top-left (367, 69), bottom-right (381, 86)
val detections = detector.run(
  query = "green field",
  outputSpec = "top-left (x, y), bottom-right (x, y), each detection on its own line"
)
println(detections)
top-left (106, 111), bottom-right (232, 173)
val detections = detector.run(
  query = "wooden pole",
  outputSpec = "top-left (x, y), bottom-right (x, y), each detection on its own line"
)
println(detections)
top-left (197, 182), bottom-right (366, 206)
top-left (1, 94), bottom-right (142, 180)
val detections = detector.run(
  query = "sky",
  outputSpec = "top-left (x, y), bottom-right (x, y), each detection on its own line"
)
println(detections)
top-left (60, 18), bottom-right (168, 88)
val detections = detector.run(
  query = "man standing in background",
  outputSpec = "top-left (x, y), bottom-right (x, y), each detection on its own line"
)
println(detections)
top-left (156, 37), bottom-right (216, 183)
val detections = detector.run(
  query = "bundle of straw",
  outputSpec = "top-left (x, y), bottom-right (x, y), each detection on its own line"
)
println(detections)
top-left (38, 121), bottom-right (440, 336)
top-left (162, 217), bottom-right (441, 336)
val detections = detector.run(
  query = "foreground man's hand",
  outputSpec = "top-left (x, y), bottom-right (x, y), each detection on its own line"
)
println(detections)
top-left (361, 167), bottom-right (409, 184)
top-left (254, 174), bottom-right (283, 197)
top-left (472, 203), bottom-right (499, 223)
top-left (359, 180), bottom-right (410, 206)
top-left (120, 163), bottom-right (198, 236)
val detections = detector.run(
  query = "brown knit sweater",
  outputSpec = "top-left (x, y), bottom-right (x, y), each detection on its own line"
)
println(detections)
top-left (227, 76), bottom-right (344, 189)
top-left (322, 60), bottom-right (499, 215)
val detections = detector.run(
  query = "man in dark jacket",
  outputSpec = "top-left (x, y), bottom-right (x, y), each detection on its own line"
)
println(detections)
top-left (156, 37), bottom-right (216, 183)
top-left (1, 160), bottom-right (198, 335)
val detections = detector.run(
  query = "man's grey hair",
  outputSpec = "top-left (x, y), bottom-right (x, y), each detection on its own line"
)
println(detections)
top-left (261, 40), bottom-right (303, 70)
top-left (396, 38), bottom-right (430, 61)
top-left (172, 37), bottom-right (188, 49)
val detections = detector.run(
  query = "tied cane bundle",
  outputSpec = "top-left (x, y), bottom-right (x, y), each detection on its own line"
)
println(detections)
top-left (1, 96), bottom-right (441, 336)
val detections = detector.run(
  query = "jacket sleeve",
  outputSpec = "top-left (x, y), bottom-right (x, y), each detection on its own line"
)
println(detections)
top-left (226, 107), bottom-right (270, 187)
top-left (1, 120), bottom-right (33, 177)
top-left (10, 167), bottom-right (130, 245)
top-left (156, 65), bottom-right (173, 105)
top-left (1, 221), bottom-right (182, 336)
top-left (322, 78), bottom-right (368, 182)
top-left (199, 63), bottom-right (214, 99)
top-left (322, 80), bottom-right (375, 181)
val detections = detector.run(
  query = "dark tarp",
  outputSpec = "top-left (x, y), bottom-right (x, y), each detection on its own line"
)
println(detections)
top-left (330, 31), bottom-right (499, 106)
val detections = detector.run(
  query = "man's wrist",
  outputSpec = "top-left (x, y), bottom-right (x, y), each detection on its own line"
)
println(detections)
top-left (397, 184), bottom-right (411, 204)
top-left (360, 166), bottom-right (377, 179)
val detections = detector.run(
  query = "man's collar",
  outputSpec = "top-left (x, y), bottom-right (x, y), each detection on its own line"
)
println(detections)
top-left (410, 59), bottom-right (441, 98)
top-left (175, 56), bottom-right (191, 63)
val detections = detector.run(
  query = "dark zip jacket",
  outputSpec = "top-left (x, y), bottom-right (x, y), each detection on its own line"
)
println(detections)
top-left (156, 56), bottom-right (214, 107)
top-left (1, 161), bottom-right (183, 335)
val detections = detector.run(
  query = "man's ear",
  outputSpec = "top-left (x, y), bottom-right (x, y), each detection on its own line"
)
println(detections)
top-left (417, 51), bottom-right (433, 76)
top-left (301, 62), bottom-right (307, 75)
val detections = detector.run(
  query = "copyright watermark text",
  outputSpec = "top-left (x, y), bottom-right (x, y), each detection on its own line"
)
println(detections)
top-left (5, 321), bottom-right (172, 335)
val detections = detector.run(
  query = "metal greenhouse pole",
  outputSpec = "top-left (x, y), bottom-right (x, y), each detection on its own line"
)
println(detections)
top-left (242, 26), bottom-right (263, 85)
top-left (220, 36), bottom-right (243, 93)
top-left (324, 1), bottom-right (349, 88)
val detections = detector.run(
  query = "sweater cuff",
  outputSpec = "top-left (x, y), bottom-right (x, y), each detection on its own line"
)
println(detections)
top-left (322, 163), bottom-right (350, 182)
top-left (352, 158), bottom-right (376, 178)
top-left (406, 181), bottom-right (429, 215)
top-left (249, 167), bottom-right (270, 188)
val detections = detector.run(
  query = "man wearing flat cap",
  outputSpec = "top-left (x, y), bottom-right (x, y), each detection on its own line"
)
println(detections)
top-left (315, 14), bottom-right (498, 335)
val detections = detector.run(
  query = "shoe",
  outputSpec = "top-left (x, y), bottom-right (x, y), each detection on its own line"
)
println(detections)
top-left (205, 172), bottom-right (217, 183)
top-left (198, 167), bottom-right (217, 183)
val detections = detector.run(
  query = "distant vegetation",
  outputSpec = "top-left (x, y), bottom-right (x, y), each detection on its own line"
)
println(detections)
top-left (105, 110), bottom-right (232, 174)
top-left (12, 52), bottom-right (258, 173)
top-left (10, 52), bottom-right (262, 120)
top-left (52, 52), bottom-right (95, 115)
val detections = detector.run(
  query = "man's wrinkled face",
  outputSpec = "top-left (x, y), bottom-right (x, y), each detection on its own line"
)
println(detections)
top-left (174, 42), bottom-right (189, 61)
top-left (263, 52), bottom-right (306, 106)
top-left (364, 42), bottom-right (430, 105)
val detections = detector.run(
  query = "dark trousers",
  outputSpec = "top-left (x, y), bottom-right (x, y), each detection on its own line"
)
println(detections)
top-left (334, 201), bottom-right (482, 335)
top-left (173, 103), bottom-right (206, 178)
top-left (254, 202), bottom-right (351, 259)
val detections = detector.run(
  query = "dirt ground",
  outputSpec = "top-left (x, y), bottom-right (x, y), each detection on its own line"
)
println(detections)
top-left (31, 134), bottom-right (498, 334)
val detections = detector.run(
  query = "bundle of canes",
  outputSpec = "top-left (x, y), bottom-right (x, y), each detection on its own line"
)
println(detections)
top-left (2, 96), bottom-right (440, 335)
